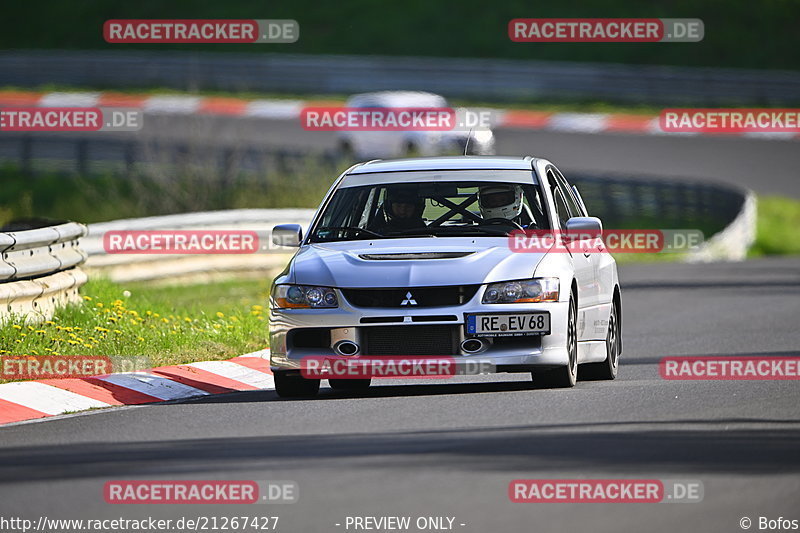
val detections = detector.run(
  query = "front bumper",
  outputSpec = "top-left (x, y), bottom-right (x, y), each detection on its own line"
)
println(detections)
top-left (269, 295), bottom-right (570, 373)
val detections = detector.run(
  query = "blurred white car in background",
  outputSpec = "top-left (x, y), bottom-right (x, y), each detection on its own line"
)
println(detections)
top-left (338, 91), bottom-right (495, 158)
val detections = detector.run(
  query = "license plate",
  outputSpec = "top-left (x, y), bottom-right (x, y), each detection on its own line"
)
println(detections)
top-left (466, 312), bottom-right (550, 337)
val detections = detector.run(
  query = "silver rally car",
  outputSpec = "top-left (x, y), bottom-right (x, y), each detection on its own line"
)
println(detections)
top-left (270, 156), bottom-right (621, 397)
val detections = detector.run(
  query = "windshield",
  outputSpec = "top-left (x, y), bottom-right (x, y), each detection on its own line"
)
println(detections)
top-left (309, 180), bottom-right (549, 242)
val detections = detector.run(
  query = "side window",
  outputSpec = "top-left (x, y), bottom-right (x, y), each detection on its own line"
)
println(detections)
top-left (548, 168), bottom-right (580, 220)
top-left (553, 189), bottom-right (571, 228)
top-left (548, 169), bottom-right (578, 228)
top-left (553, 169), bottom-right (587, 216)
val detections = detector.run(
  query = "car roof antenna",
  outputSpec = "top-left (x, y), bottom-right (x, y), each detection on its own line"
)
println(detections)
top-left (463, 127), bottom-right (474, 156)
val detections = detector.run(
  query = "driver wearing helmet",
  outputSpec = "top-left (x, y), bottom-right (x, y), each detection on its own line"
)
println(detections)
top-left (373, 186), bottom-right (426, 232)
top-left (478, 184), bottom-right (533, 226)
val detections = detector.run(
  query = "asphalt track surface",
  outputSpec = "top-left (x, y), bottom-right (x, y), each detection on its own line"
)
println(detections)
top-left (150, 114), bottom-right (800, 196)
top-left (9, 114), bottom-right (800, 196)
top-left (1, 257), bottom-right (798, 533)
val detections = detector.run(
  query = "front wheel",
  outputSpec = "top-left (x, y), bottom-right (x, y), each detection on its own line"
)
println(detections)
top-left (532, 295), bottom-right (578, 388)
top-left (581, 299), bottom-right (620, 381)
top-left (274, 372), bottom-right (320, 398)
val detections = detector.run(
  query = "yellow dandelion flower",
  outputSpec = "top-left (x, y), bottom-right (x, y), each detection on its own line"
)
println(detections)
top-left (67, 340), bottom-right (79, 345)
top-left (161, 318), bottom-right (169, 323)
top-left (252, 305), bottom-right (264, 311)
top-left (20, 333), bottom-right (27, 337)
top-left (83, 344), bottom-right (92, 349)
top-left (216, 312), bottom-right (225, 318)
top-left (108, 317), bottom-right (118, 323)
top-left (137, 336), bottom-right (145, 342)
top-left (45, 321), bottom-right (55, 326)
top-left (184, 317), bottom-right (192, 323)
top-left (12, 324), bottom-right (22, 330)
top-left (83, 296), bottom-right (93, 301)
top-left (229, 316), bottom-right (239, 322)
top-left (96, 302), bottom-right (104, 308)
top-left (113, 329), bottom-right (122, 334)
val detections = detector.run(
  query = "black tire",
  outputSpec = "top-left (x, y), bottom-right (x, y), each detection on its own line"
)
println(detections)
top-left (329, 379), bottom-right (372, 391)
top-left (532, 295), bottom-right (578, 388)
top-left (581, 299), bottom-right (620, 381)
top-left (274, 372), bottom-right (320, 398)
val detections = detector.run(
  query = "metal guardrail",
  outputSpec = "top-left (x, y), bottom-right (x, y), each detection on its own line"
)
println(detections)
top-left (0, 222), bottom-right (88, 322)
top-left (1, 222), bottom-right (87, 281)
top-left (81, 209), bottom-right (314, 283)
top-left (1, 50), bottom-right (799, 105)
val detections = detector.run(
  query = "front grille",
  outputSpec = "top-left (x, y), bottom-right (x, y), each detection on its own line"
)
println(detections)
top-left (341, 285), bottom-right (479, 308)
top-left (362, 325), bottom-right (457, 356)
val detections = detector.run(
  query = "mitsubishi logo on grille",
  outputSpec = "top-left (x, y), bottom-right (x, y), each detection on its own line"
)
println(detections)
top-left (400, 291), bottom-right (417, 306)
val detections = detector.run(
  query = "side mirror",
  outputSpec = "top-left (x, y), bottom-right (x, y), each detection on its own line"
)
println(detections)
top-left (565, 216), bottom-right (603, 233)
top-left (272, 224), bottom-right (303, 247)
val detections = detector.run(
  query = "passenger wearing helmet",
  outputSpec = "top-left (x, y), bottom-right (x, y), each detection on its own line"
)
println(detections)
top-left (373, 186), bottom-right (426, 232)
top-left (477, 184), bottom-right (533, 226)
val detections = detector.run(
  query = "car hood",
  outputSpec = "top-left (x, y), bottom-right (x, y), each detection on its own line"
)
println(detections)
top-left (289, 237), bottom-right (549, 288)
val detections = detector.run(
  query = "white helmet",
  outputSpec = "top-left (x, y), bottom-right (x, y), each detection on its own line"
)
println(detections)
top-left (478, 185), bottom-right (524, 220)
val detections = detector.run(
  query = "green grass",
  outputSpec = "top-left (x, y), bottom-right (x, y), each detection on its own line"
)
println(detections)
top-left (0, 277), bottom-right (273, 376)
top-left (750, 196), bottom-right (800, 256)
top-left (0, 163), bottom-right (334, 226)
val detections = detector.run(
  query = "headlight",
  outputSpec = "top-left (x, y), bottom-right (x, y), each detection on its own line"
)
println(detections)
top-left (482, 278), bottom-right (559, 304)
top-left (273, 285), bottom-right (338, 309)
